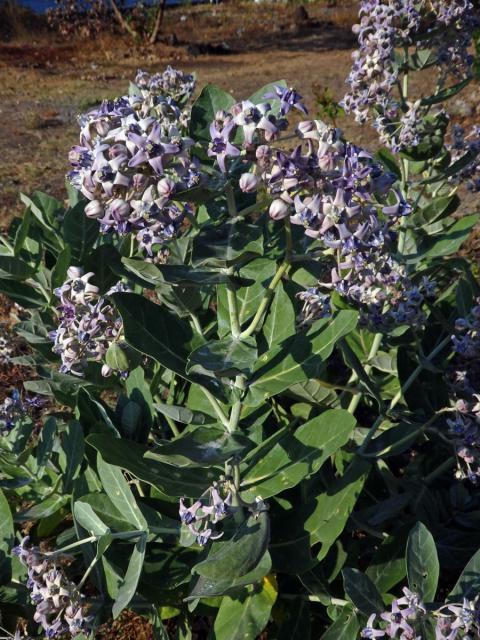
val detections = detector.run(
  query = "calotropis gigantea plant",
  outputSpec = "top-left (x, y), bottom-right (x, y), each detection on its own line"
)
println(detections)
top-left (1, 1), bottom-right (480, 635)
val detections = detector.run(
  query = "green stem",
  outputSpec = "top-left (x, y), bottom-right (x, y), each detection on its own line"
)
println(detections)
top-left (424, 457), bottom-right (456, 484)
top-left (190, 313), bottom-right (204, 337)
top-left (44, 536), bottom-right (98, 556)
top-left (201, 387), bottom-right (230, 428)
top-left (347, 332), bottom-right (384, 414)
top-left (227, 375), bottom-right (246, 434)
top-left (239, 218), bottom-right (292, 340)
top-left (358, 333), bottom-right (451, 455)
top-left (226, 277), bottom-right (241, 339)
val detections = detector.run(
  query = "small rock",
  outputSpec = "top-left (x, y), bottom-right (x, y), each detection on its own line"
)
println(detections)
top-left (449, 98), bottom-right (474, 118)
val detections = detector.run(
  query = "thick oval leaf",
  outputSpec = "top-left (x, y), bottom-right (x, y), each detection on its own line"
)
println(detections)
top-left (59, 421), bottom-right (85, 492)
top-left (96, 455), bottom-right (148, 532)
top-left (0, 256), bottom-right (36, 281)
top-left (74, 501), bottom-right (110, 536)
top-left (189, 84), bottom-right (236, 142)
top-left (112, 533), bottom-right (147, 618)
top-left (246, 311), bottom-right (358, 405)
top-left (406, 522), bottom-right (439, 602)
top-left (194, 512), bottom-right (269, 581)
top-left (63, 202), bottom-right (98, 263)
top-left (146, 426), bottom-right (252, 467)
top-left (111, 292), bottom-right (226, 401)
top-left (213, 576), bottom-right (277, 640)
top-left (449, 548), bottom-right (480, 601)
top-left (366, 528), bottom-right (409, 594)
top-left (87, 434), bottom-right (217, 498)
top-left (187, 335), bottom-right (258, 378)
top-left (262, 283), bottom-right (296, 348)
top-left (342, 568), bottom-right (384, 615)
top-left (241, 409), bottom-right (356, 500)
top-left (187, 552), bottom-right (272, 600)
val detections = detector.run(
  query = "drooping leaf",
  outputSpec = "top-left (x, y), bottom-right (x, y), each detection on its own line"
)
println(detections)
top-left (187, 335), bottom-right (258, 378)
top-left (194, 512), bottom-right (270, 581)
top-left (59, 421), bottom-right (85, 492)
top-left (319, 607), bottom-right (359, 640)
top-left (449, 548), bottom-right (480, 601)
top-left (73, 501), bottom-right (110, 536)
top-left (342, 568), bottom-right (384, 615)
top-left (96, 455), bottom-right (148, 532)
top-left (406, 522), bottom-right (439, 602)
top-left (262, 282), bottom-right (296, 348)
top-left (189, 84), bottom-right (236, 142)
top-left (112, 533), bottom-right (147, 618)
top-left (63, 202), bottom-right (98, 263)
top-left (0, 489), bottom-right (14, 582)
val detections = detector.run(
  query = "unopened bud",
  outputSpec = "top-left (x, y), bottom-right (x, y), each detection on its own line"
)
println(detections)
top-left (239, 173), bottom-right (259, 193)
top-left (109, 198), bottom-right (130, 219)
top-left (269, 198), bottom-right (290, 220)
top-left (85, 200), bottom-right (104, 219)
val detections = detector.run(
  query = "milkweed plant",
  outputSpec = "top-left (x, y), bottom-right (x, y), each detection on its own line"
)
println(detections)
top-left (1, 1), bottom-right (480, 638)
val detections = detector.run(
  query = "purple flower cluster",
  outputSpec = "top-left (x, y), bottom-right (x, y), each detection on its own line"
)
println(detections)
top-left (361, 587), bottom-right (480, 639)
top-left (12, 537), bottom-right (91, 638)
top-left (134, 67), bottom-right (195, 104)
top-left (0, 390), bottom-right (45, 435)
top-left (446, 124), bottom-right (480, 193)
top-left (240, 112), bottom-right (430, 328)
top-left (68, 68), bottom-right (200, 258)
top-left (206, 85), bottom-right (306, 172)
top-left (179, 482), bottom-right (232, 546)
top-left (446, 301), bottom-right (480, 483)
top-left (50, 267), bottom-right (128, 377)
top-left (342, 0), bottom-right (478, 151)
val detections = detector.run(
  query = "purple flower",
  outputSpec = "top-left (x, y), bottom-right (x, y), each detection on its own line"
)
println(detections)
top-left (207, 121), bottom-right (240, 173)
top-left (264, 85), bottom-right (308, 116)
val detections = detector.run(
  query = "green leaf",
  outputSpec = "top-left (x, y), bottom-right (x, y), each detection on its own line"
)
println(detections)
top-left (342, 568), bottom-right (384, 615)
top-left (112, 533), bottom-right (147, 618)
top-left (187, 552), bottom-right (272, 600)
top-left (80, 493), bottom-right (139, 533)
top-left (146, 426), bottom-right (252, 467)
top-left (96, 455), bottom-right (148, 532)
top-left (0, 256), bottom-right (36, 281)
top-left (366, 529), bottom-right (409, 593)
top-left (213, 577), bottom-right (277, 640)
top-left (406, 215), bottom-right (478, 262)
top-left (51, 245), bottom-right (72, 291)
top-left (0, 489), bottom-right (14, 582)
top-left (406, 522), bottom-right (439, 601)
top-left (88, 434), bottom-right (217, 498)
top-left (192, 220), bottom-right (264, 268)
top-left (155, 403), bottom-right (210, 426)
top-left (319, 607), bottom-right (359, 640)
top-left (262, 282), bottom-right (296, 348)
top-left (189, 84), bottom-right (236, 142)
top-left (449, 548), bottom-right (480, 601)
top-left (246, 311), bottom-right (358, 404)
top-left (122, 259), bottom-right (234, 287)
top-left (304, 458), bottom-right (370, 556)
top-left (63, 202), bottom-right (98, 263)
top-left (112, 292), bottom-right (225, 400)
top-left (59, 420), bottom-right (84, 492)
top-left (422, 78), bottom-right (471, 105)
top-left (0, 279), bottom-right (45, 308)
top-left (194, 512), bottom-right (270, 581)
top-left (15, 494), bottom-right (69, 521)
top-left (241, 409), bottom-right (356, 500)
top-left (247, 80), bottom-right (286, 106)
top-left (187, 335), bottom-right (258, 377)
top-left (415, 194), bottom-right (460, 226)
top-left (36, 416), bottom-right (57, 472)
top-left (74, 501), bottom-right (110, 536)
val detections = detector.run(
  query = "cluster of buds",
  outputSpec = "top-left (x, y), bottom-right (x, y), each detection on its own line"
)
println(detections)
top-left (12, 537), bottom-right (91, 638)
top-left (50, 267), bottom-right (128, 377)
top-left (68, 67), bottom-right (200, 259)
top-left (179, 482), bottom-right (232, 546)
top-left (361, 587), bottom-right (480, 639)
top-left (0, 389), bottom-right (45, 436)
top-left (447, 124), bottom-right (480, 193)
top-left (342, 0), bottom-right (478, 151)
top-left (446, 301), bottom-right (480, 483)
top-left (207, 84), bottom-right (307, 172)
top-left (134, 67), bottom-right (196, 105)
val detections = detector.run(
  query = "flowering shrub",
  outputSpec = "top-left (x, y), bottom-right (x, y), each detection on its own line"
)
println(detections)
top-left (1, 2), bottom-right (480, 638)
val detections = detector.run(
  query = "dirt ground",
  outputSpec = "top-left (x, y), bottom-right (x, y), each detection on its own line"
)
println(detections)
top-left (0, 1), bottom-right (478, 229)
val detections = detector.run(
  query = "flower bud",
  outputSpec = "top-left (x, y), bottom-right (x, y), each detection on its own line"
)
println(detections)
top-left (269, 198), bottom-right (290, 220)
top-left (67, 266), bottom-right (84, 279)
top-left (239, 173), bottom-right (259, 193)
top-left (95, 119), bottom-right (110, 137)
top-left (109, 198), bottom-right (130, 219)
top-left (157, 177), bottom-right (176, 198)
top-left (297, 120), bottom-right (315, 137)
top-left (109, 143), bottom-right (128, 159)
top-left (85, 200), bottom-right (104, 219)
top-left (256, 145), bottom-right (271, 163)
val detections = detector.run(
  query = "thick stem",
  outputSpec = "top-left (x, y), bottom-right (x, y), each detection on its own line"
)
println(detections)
top-left (148, 0), bottom-right (167, 44)
top-left (201, 388), bottom-right (230, 428)
top-left (227, 375), bottom-right (246, 434)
